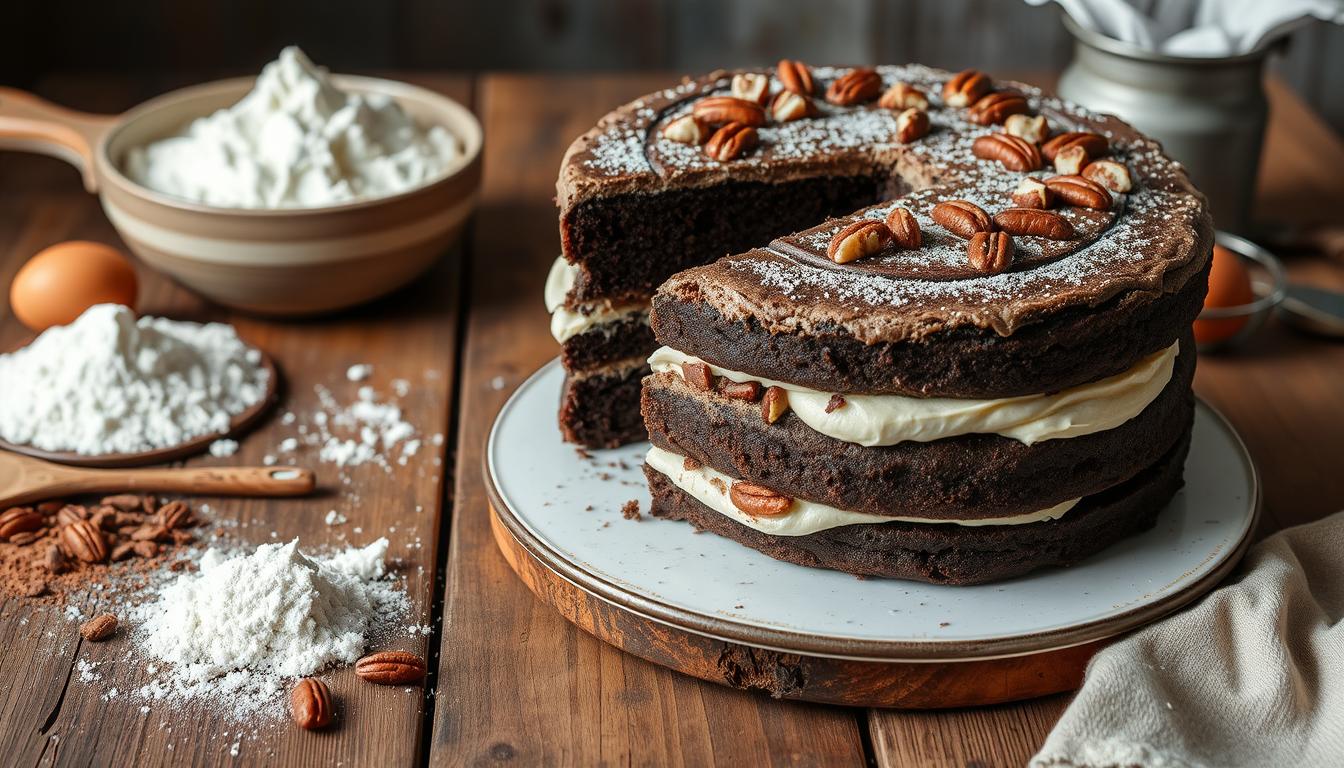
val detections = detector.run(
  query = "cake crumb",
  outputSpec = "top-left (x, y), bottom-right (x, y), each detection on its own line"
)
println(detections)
top-left (620, 500), bottom-right (642, 521)
top-left (683, 456), bottom-right (702, 471)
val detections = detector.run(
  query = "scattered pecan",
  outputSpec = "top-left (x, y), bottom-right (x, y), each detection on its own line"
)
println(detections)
top-left (55, 505), bottom-right (88, 527)
top-left (776, 59), bottom-right (815, 95)
top-left (1041, 131), bottom-right (1108, 162)
top-left (291, 678), bottom-right (335, 730)
top-left (101, 495), bottom-right (143, 512)
top-left (967, 91), bottom-right (1029, 125)
top-left (942, 69), bottom-right (992, 107)
top-left (0, 508), bottom-right (43, 541)
top-left (729, 481), bottom-right (794, 517)
top-left (968, 231), bottom-right (1015, 275)
top-left (43, 545), bottom-right (68, 574)
top-left (157, 501), bottom-right (192, 530)
top-left (761, 386), bottom-right (790, 424)
top-left (1010, 177), bottom-right (1054, 209)
top-left (770, 90), bottom-right (814, 123)
top-left (1083, 160), bottom-right (1134, 193)
top-left (878, 82), bottom-right (928, 111)
top-left (36, 501), bottom-right (63, 516)
top-left (884, 207), bottom-right (922, 249)
top-left (971, 134), bottom-right (1041, 172)
top-left (110, 542), bottom-right (136, 562)
top-left (692, 96), bottom-right (765, 127)
top-left (717, 380), bottom-right (763, 402)
top-left (993, 208), bottom-right (1075, 240)
top-left (1054, 144), bottom-right (1089, 175)
top-left (80, 613), bottom-right (117, 642)
top-left (62, 520), bottom-right (108, 563)
top-left (355, 651), bottom-right (427, 685)
top-left (132, 541), bottom-right (159, 558)
top-left (731, 72), bottom-right (771, 105)
top-left (1044, 175), bottom-right (1113, 210)
top-left (895, 107), bottom-right (930, 143)
top-left (9, 531), bottom-right (43, 546)
top-left (931, 200), bottom-right (995, 239)
top-left (1005, 113), bottom-right (1049, 144)
top-left (827, 219), bottom-right (892, 264)
top-left (825, 68), bottom-right (882, 106)
top-left (663, 114), bottom-right (709, 145)
top-left (703, 122), bottom-right (759, 161)
top-left (681, 362), bottom-right (715, 391)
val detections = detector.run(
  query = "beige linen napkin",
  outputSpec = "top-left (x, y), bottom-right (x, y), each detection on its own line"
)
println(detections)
top-left (1031, 511), bottom-right (1344, 768)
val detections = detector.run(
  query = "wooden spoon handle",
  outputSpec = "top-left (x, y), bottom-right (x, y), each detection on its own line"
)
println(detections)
top-left (0, 87), bottom-right (116, 192)
top-left (50, 466), bottom-right (316, 498)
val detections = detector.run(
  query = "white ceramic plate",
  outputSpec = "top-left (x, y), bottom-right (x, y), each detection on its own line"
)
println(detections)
top-left (487, 359), bottom-right (1258, 661)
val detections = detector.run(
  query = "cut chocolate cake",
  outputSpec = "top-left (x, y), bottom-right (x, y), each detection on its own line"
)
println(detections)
top-left (551, 63), bottom-right (1211, 584)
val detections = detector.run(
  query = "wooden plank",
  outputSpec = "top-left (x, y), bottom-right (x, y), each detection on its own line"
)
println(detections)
top-left (0, 75), bottom-right (471, 765)
top-left (427, 73), bottom-right (866, 767)
top-left (866, 74), bottom-right (1344, 767)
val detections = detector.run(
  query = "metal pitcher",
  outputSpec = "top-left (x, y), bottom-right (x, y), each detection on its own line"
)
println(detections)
top-left (1057, 15), bottom-right (1274, 233)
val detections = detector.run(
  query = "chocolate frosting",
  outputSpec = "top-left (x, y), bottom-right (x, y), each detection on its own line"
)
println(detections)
top-left (557, 65), bottom-right (1212, 343)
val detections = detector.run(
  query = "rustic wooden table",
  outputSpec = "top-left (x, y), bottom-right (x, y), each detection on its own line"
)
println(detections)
top-left (0, 71), bottom-right (1341, 767)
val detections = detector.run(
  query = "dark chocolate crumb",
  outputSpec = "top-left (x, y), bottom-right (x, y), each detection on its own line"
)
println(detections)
top-left (621, 500), bottom-right (642, 521)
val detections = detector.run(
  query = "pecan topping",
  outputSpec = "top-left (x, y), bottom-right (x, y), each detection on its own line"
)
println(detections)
top-left (55, 504), bottom-right (87, 527)
top-left (825, 68), bottom-right (882, 106)
top-left (731, 72), bottom-right (771, 105)
top-left (1010, 177), bottom-right (1054, 210)
top-left (156, 500), bottom-right (192, 530)
top-left (291, 678), bottom-right (335, 730)
top-left (993, 208), bottom-right (1075, 240)
top-left (729, 481), bottom-right (794, 517)
top-left (1005, 113), bottom-right (1049, 144)
top-left (0, 508), bottom-right (43, 541)
top-left (1044, 175), bottom-right (1112, 210)
top-left (663, 114), bottom-right (708, 145)
top-left (931, 200), bottom-right (994, 239)
top-left (1041, 131), bottom-right (1108, 162)
top-left (825, 394), bottom-right (847, 413)
top-left (717, 379), bottom-right (763, 402)
top-left (878, 82), bottom-right (928, 111)
top-left (884, 207), bottom-right (922, 249)
top-left (681, 362), bottom-right (715, 390)
top-left (704, 122), bottom-right (759, 162)
top-left (761, 386), bottom-right (789, 424)
top-left (895, 108), bottom-right (930, 143)
top-left (692, 96), bottom-right (765, 127)
top-left (776, 59), bottom-right (815, 95)
top-left (355, 650), bottom-right (427, 685)
top-left (110, 541), bottom-right (136, 562)
top-left (770, 90), bottom-right (814, 123)
top-left (101, 494), bottom-right (143, 511)
top-left (1083, 160), bottom-right (1134, 193)
top-left (967, 91), bottom-right (1029, 125)
top-left (971, 134), bottom-right (1041, 172)
top-left (61, 519), bottom-right (107, 563)
top-left (827, 220), bottom-right (892, 264)
top-left (1054, 144), bottom-right (1088, 175)
top-left (79, 613), bottom-right (118, 641)
top-left (942, 69), bottom-right (992, 108)
top-left (968, 231), bottom-right (1015, 274)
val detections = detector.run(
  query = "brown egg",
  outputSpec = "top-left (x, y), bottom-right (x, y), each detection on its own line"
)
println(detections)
top-left (9, 241), bottom-right (139, 332)
top-left (1193, 245), bottom-right (1255, 345)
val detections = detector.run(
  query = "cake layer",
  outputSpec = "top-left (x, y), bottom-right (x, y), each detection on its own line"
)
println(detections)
top-left (652, 257), bottom-right (1208, 399)
top-left (644, 428), bottom-right (1190, 585)
top-left (641, 334), bottom-right (1195, 519)
top-left (558, 363), bottom-right (649, 448)
top-left (560, 315), bottom-right (655, 373)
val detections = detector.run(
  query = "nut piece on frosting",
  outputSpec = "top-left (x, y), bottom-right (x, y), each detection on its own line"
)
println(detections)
top-left (931, 200), bottom-right (995, 239)
top-left (681, 362), bottom-right (715, 390)
top-left (770, 90), bottom-right (815, 123)
top-left (943, 69), bottom-right (992, 108)
top-left (729, 480), bottom-right (794, 517)
top-left (895, 108), bottom-right (931, 143)
top-left (663, 114), bottom-right (709, 146)
top-left (1005, 113), bottom-right (1049, 145)
top-left (1042, 131), bottom-right (1108, 162)
top-left (967, 91), bottom-right (1030, 126)
top-left (1083, 160), bottom-right (1134, 193)
top-left (826, 68), bottom-right (882, 106)
top-left (703, 122), bottom-right (759, 162)
top-left (827, 219), bottom-right (892, 264)
top-left (761, 386), bottom-right (790, 424)
top-left (1011, 177), bottom-right (1054, 209)
top-left (993, 208), bottom-right (1075, 240)
top-left (972, 133), bottom-right (1042, 172)
top-left (968, 231), bottom-right (1015, 275)
top-left (884, 207), bottom-right (922, 249)
top-left (879, 82), bottom-right (929, 111)
top-left (776, 59), bottom-right (815, 95)
top-left (1044, 175), bottom-right (1113, 210)
top-left (731, 73), bottom-right (771, 105)
top-left (1054, 144), bottom-right (1089, 175)
top-left (692, 96), bottom-right (766, 127)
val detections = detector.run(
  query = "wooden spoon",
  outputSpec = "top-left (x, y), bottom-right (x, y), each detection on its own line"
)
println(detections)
top-left (0, 451), bottom-right (314, 508)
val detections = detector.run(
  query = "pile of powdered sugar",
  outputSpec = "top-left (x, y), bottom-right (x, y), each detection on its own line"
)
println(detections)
top-left (0, 304), bottom-right (269, 455)
top-left (127, 538), bottom-right (408, 719)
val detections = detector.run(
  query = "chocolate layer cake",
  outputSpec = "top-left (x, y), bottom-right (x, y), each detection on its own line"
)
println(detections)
top-left (548, 63), bottom-right (1210, 583)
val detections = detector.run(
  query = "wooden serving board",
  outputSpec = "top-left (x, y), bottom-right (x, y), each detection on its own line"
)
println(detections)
top-left (485, 360), bottom-right (1260, 708)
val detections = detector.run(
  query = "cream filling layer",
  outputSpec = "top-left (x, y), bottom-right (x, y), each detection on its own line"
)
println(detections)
top-left (649, 342), bottom-right (1178, 447)
top-left (545, 256), bottom-right (648, 343)
top-left (646, 446), bottom-right (1079, 535)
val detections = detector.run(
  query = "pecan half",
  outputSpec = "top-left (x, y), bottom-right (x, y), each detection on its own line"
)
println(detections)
top-left (729, 481), bottom-right (794, 517)
top-left (770, 90), bottom-right (814, 123)
top-left (663, 114), bottom-right (709, 145)
top-left (55, 505), bottom-right (87, 527)
top-left (9, 531), bottom-right (42, 546)
top-left (110, 542), bottom-right (136, 562)
top-left (895, 107), bottom-right (930, 143)
top-left (761, 386), bottom-right (790, 424)
top-left (971, 134), bottom-right (1041, 172)
top-left (692, 96), bottom-right (765, 127)
top-left (79, 613), bottom-right (118, 642)
top-left (993, 208), bottom-right (1075, 240)
top-left (0, 508), bottom-right (43, 541)
top-left (878, 82), bottom-right (928, 111)
top-left (1005, 113), bottom-right (1049, 144)
top-left (704, 122), bottom-right (759, 162)
top-left (101, 494), bottom-right (143, 511)
top-left (157, 501), bottom-right (192, 530)
top-left (291, 678), bottom-right (335, 730)
top-left (1054, 144), bottom-right (1089, 175)
top-left (1044, 175), bottom-right (1112, 209)
top-left (827, 219), bottom-right (892, 264)
top-left (776, 59), bottom-right (815, 95)
top-left (355, 650), bottom-right (426, 685)
top-left (61, 519), bottom-right (107, 563)
top-left (1083, 160), bottom-right (1133, 193)
top-left (1010, 177), bottom-right (1054, 209)
top-left (731, 72), bottom-right (771, 105)
top-left (942, 69), bottom-right (992, 107)
top-left (884, 207), bottom-right (922, 249)
top-left (825, 68), bottom-right (882, 106)
top-left (967, 91), bottom-right (1029, 125)
top-left (968, 231), bottom-right (1015, 274)
top-left (1041, 131), bottom-right (1108, 162)
top-left (681, 362), bottom-right (715, 390)
top-left (931, 200), bottom-right (995, 239)
top-left (717, 380), bottom-right (763, 402)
